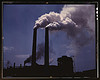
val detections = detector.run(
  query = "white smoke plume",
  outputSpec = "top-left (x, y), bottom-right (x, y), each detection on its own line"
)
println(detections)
top-left (34, 5), bottom-right (95, 47)
top-left (34, 11), bottom-right (78, 32)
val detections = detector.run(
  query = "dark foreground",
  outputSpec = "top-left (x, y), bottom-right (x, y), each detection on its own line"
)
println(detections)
top-left (3, 65), bottom-right (96, 77)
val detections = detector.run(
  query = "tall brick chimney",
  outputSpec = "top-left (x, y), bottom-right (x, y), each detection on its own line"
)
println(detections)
top-left (32, 28), bottom-right (37, 66)
top-left (45, 27), bottom-right (49, 67)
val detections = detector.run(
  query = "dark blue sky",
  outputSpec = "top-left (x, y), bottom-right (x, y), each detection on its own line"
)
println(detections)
top-left (3, 4), bottom-right (96, 72)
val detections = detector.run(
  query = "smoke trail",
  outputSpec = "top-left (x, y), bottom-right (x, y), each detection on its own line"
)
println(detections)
top-left (36, 43), bottom-right (45, 60)
top-left (34, 5), bottom-right (95, 47)
top-left (61, 5), bottom-right (95, 32)
top-left (34, 12), bottom-right (61, 29)
top-left (24, 43), bottom-right (44, 64)
top-left (36, 42), bottom-right (55, 61)
top-left (24, 42), bottom-right (55, 64)
top-left (49, 58), bottom-right (54, 64)
top-left (61, 5), bottom-right (95, 58)
top-left (61, 5), bottom-right (95, 46)
top-left (34, 11), bottom-right (78, 33)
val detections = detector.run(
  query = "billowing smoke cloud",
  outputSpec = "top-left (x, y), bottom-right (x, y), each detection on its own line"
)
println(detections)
top-left (24, 42), bottom-right (55, 64)
top-left (61, 5), bottom-right (95, 46)
top-left (61, 5), bottom-right (95, 57)
top-left (34, 5), bottom-right (95, 47)
top-left (33, 5), bottom-right (95, 60)
top-left (61, 5), bottom-right (95, 32)
top-left (34, 11), bottom-right (78, 33)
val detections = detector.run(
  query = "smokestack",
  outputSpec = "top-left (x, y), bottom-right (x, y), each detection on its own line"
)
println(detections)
top-left (32, 28), bottom-right (37, 66)
top-left (13, 62), bottom-right (15, 68)
top-left (45, 27), bottom-right (49, 66)
top-left (20, 64), bottom-right (22, 68)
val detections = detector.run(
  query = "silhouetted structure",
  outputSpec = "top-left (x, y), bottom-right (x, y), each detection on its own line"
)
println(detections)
top-left (32, 28), bottom-right (37, 66)
top-left (3, 58), bottom-right (96, 77)
top-left (74, 69), bottom-right (96, 77)
top-left (24, 56), bottom-right (32, 66)
top-left (57, 56), bottom-right (73, 76)
top-left (3, 28), bottom-right (96, 77)
top-left (4, 56), bottom-right (74, 77)
top-left (13, 63), bottom-right (15, 68)
top-left (45, 27), bottom-right (49, 67)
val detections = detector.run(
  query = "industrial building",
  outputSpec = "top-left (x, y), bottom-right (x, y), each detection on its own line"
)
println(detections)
top-left (3, 27), bottom-right (74, 77)
top-left (3, 27), bottom-right (96, 77)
